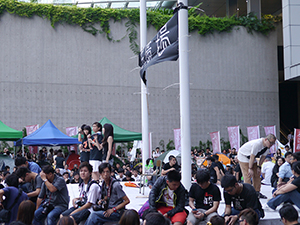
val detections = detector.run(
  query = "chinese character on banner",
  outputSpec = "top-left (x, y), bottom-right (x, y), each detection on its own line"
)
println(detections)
top-left (25, 124), bottom-right (39, 135)
top-left (210, 131), bottom-right (221, 153)
top-left (247, 126), bottom-right (260, 141)
top-left (66, 127), bottom-right (78, 137)
top-left (264, 125), bottom-right (276, 153)
top-left (227, 126), bottom-right (240, 151)
top-left (174, 128), bottom-right (181, 152)
top-left (294, 129), bottom-right (300, 152)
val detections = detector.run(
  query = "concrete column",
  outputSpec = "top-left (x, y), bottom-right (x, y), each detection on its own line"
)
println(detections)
top-left (247, 0), bottom-right (261, 19)
top-left (226, 0), bottom-right (238, 17)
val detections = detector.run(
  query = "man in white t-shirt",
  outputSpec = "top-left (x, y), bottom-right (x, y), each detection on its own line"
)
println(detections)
top-left (61, 162), bottom-right (100, 224)
top-left (237, 133), bottom-right (276, 198)
top-left (261, 156), bottom-right (275, 185)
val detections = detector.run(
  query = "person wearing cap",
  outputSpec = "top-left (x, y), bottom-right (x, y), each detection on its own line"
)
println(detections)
top-left (237, 134), bottom-right (276, 199)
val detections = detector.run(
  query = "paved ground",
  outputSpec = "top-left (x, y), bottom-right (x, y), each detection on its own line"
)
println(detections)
top-left (68, 181), bottom-right (294, 225)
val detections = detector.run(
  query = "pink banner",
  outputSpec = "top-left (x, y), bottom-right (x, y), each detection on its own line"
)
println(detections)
top-left (28, 146), bottom-right (38, 154)
top-left (25, 124), bottom-right (39, 136)
top-left (227, 126), bottom-right (240, 151)
top-left (174, 128), bottom-right (181, 151)
top-left (66, 126), bottom-right (78, 137)
top-left (247, 126), bottom-right (260, 141)
top-left (210, 131), bottom-right (221, 153)
top-left (294, 129), bottom-right (300, 152)
top-left (264, 125), bottom-right (276, 153)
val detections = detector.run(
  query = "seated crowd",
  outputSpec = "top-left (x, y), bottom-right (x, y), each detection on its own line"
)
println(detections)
top-left (0, 143), bottom-right (299, 225)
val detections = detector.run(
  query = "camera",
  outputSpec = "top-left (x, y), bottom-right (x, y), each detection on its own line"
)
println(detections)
top-left (75, 200), bottom-right (85, 208)
top-left (93, 199), bottom-right (108, 211)
top-left (42, 201), bottom-right (54, 215)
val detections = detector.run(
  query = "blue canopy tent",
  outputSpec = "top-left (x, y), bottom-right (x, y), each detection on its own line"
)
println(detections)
top-left (15, 120), bottom-right (80, 146)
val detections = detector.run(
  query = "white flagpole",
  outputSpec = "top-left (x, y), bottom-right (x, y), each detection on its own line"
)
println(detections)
top-left (178, 1), bottom-right (191, 190)
top-left (140, 0), bottom-right (149, 174)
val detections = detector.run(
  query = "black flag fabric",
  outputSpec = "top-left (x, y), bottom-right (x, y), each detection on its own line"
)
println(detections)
top-left (138, 12), bottom-right (178, 84)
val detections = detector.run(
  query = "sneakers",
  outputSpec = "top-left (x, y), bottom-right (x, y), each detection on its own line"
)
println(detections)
top-left (258, 192), bottom-right (267, 199)
top-left (263, 203), bottom-right (276, 211)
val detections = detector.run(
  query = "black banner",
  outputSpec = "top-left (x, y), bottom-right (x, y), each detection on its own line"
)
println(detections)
top-left (139, 12), bottom-right (178, 84)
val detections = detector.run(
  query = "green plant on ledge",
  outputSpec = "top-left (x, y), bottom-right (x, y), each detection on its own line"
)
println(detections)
top-left (0, 0), bottom-right (281, 54)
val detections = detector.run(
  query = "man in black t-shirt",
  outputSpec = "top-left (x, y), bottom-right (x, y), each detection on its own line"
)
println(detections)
top-left (221, 175), bottom-right (263, 225)
top-left (161, 155), bottom-right (180, 176)
top-left (187, 169), bottom-right (221, 225)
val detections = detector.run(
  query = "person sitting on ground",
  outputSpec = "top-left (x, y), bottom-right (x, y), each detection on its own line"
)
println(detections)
top-left (238, 208), bottom-right (259, 225)
top-left (70, 171), bottom-right (80, 184)
top-left (123, 171), bottom-right (135, 182)
top-left (271, 157), bottom-right (285, 188)
top-left (143, 212), bottom-right (170, 225)
top-left (187, 169), bottom-right (221, 225)
top-left (278, 203), bottom-right (300, 225)
top-left (116, 168), bottom-right (125, 181)
top-left (63, 172), bottom-right (70, 184)
top-left (132, 168), bottom-right (141, 182)
top-left (33, 165), bottom-right (69, 225)
top-left (119, 209), bottom-right (140, 225)
top-left (16, 166), bottom-right (43, 203)
top-left (148, 170), bottom-right (187, 225)
top-left (57, 216), bottom-right (77, 225)
top-left (61, 162), bottom-right (100, 224)
top-left (15, 156), bottom-right (41, 174)
top-left (16, 200), bottom-right (36, 225)
top-left (161, 155), bottom-right (180, 176)
top-left (221, 175), bottom-right (264, 225)
top-left (266, 161), bottom-right (300, 210)
top-left (261, 156), bottom-right (275, 185)
top-left (0, 174), bottom-right (28, 225)
top-left (84, 162), bottom-right (130, 225)
top-left (277, 152), bottom-right (294, 186)
top-left (206, 157), bottom-right (222, 185)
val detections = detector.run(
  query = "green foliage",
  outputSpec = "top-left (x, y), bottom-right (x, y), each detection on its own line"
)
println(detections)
top-left (199, 140), bottom-right (212, 150)
top-left (166, 139), bottom-right (175, 151)
top-left (240, 129), bottom-right (248, 146)
top-left (0, 0), bottom-right (281, 55)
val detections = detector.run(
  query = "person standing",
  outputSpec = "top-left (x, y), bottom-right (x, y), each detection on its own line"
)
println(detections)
top-left (78, 125), bottom-right (92, 163)
top-left (237, 134), bottom-right (276, 198)
top-left (101, 124), bottom-right (114, 165)
top-left (88, 122), bottom-right (103, 181)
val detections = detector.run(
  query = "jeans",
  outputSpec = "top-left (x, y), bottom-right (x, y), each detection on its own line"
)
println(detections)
top-left (62, 207), bottom-right (91, 224)
top-left (267, 189), bottom-right (300, 210)
top-left (84, 210), bottom-right (121, 225)
top-left (227, 207), bottom-right (262, 219)
top-left (33, 205), bottom-right (64, 225)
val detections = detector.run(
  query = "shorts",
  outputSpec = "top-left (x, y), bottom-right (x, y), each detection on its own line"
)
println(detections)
top-left (157, 206), bottom-right (187, 224)
top-left (89, 160), bottom-right (102, 172)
